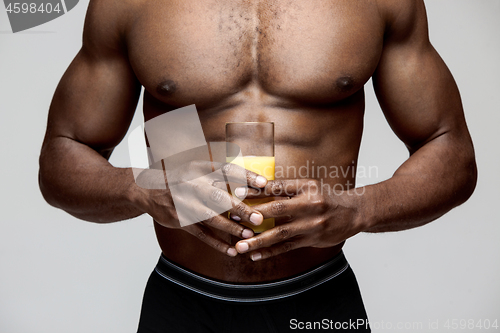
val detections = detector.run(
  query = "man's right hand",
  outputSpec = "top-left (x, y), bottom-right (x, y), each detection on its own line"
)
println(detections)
top-left (132, 161), bottom-right (268, 257)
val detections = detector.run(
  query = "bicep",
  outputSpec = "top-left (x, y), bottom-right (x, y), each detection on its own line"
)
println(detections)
top-left (46, 47), bottom-right (141, 157)
top-left (373, 0), bottom-right (469, 154)
top-left (44, 0), bottom-right (141, 157)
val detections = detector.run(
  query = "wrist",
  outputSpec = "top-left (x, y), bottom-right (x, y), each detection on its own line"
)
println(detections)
top-left (124, 169), bottom-right (149, 213)
top-left (339, 186), bottom-right (374, 233)
top-left (352, 183), bottom-right (389, 232)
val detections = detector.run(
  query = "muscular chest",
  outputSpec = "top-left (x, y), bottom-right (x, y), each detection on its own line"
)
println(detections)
top-left (127, 0), bottom-right (384, 108)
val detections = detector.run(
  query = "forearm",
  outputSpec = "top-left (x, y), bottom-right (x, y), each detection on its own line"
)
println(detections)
top-left (357, 132), bottom-right (477, 233)
top-left (39, 136), bottom-right (145, 223)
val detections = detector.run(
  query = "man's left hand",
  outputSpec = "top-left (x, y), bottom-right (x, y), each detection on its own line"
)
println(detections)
top-left (233, 179), bottom-right (366, 261)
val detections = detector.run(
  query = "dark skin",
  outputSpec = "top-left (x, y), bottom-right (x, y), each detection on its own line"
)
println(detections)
top-left (39, 0), bottom-right (476, 283)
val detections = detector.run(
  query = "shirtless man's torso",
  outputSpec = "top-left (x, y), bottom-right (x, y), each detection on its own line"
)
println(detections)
top-left (139, 0), bottom-right (379, 282)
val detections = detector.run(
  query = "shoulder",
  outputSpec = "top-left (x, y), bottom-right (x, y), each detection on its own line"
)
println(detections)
top-left (82, 0), bottom-right (145, 54)
top-left (375, 0), bottom-right (428, 43)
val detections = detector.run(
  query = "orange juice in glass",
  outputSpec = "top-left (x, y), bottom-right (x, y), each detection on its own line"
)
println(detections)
top-left (226, 122), bottom-right (275, 233)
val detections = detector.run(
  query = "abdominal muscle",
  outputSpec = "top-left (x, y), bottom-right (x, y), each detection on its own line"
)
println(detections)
top-left (149, 92), bottom-right (364, 283)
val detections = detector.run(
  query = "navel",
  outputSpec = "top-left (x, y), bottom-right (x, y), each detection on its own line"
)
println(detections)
top-left (156, 79), bottom-right (178, 97)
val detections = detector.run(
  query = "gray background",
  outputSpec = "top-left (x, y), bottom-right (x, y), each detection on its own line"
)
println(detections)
top-left (1, 1), bottom-right (499, 332)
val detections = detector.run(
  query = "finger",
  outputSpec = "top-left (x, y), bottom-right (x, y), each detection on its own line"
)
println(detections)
top-left (199, 185), bottom-right (264, 225)
top-left (202, 212), bottom-right (255, 239)
top-left (218, 162), bottom-right (268, 188)
top-left (250, 198), bottom-right (310, 220)
top-left (203, 186), bottom-right (233, 212)
top-left (235, 222), bottom-right (307, 254)
top-left (247, 238), bottom-right (306, 261)
top-left (212, 179), bottom-right (230, 191)
top-left (183, 223), bottom-right (239, 257)
top-left (171, 178), bottom-right (264, 227)
top-left (176, 198), bottom-right (255, 239)
top-left (187, 179), bottom-right (233, 213)
top-left (229, 198), bottom-right (264, 225)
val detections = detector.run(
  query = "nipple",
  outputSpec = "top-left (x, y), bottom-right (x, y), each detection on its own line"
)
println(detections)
top-left (336, 76), bottom-right (355, 92)
top-left (156, 79), bottom-right (178, 97)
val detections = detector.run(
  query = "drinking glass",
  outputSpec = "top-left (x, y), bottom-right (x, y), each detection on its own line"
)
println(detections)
top-left (226, 122), bottom-right (275, 233)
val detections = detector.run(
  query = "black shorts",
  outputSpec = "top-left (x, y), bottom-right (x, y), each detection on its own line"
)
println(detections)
top-left (137, 251), bottom-right (370, 332)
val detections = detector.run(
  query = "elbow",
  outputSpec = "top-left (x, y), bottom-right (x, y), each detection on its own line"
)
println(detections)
top-left (38, 150), bottom-right (65, 210)
top-left (456, 153), bottom-right (477, 205)
top-left (38, 168), bottom-right (60, 209)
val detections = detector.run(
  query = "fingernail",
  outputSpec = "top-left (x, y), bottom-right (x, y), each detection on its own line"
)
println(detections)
top-left (250, 213), bottom-right (263, 225)
top-left (231, 215), bottom-right (241, 221)
top-left (227, 247), bottom-right (237, 257)
top-left (242, 229), bottom-right (253, 239)
top-left (256, 176), bottom-right (267, 187)
top-left (237, 242), bottom-right (249, 253)
top-left (235, 187), bottom-right (246, 198)
top-left (251, 253), bottom-right (262, 261)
